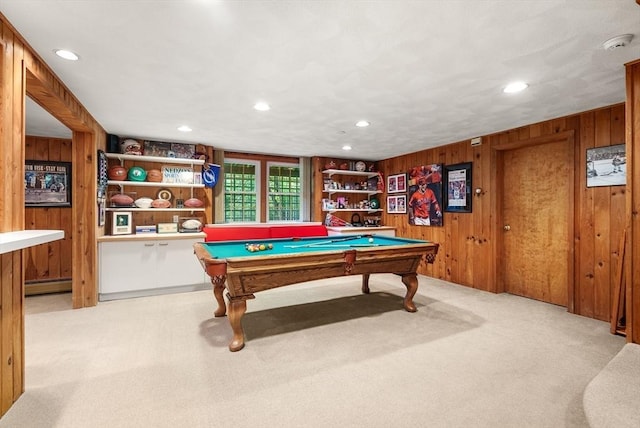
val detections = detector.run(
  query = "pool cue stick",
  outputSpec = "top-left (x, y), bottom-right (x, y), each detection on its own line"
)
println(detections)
top-left (308, 243), bottom-right (380, 248)
top-left (284, 234), bottom-right (372, 249)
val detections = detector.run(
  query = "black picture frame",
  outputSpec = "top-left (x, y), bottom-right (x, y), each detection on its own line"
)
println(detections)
top-left (25, 160), bottom-right (72, 207)
top-left (586, 143), bottom-right (626, 188)
top-left (444, 162), bottom-right (472, 213)
top-left (387, 173), bottom-right (407, 194)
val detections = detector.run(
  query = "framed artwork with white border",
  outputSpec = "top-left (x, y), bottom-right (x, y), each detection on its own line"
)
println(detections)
top-left (387, 173), bottom-right (406, 194)
top-left (111, 211), bottom-right (132, 235)
top-left (387, 195), bottom-right (407, 214)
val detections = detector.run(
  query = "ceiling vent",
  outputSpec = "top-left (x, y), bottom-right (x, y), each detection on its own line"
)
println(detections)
top-left (471, 137), bottom-right (482, 147)
top-left (602, 34), bottom-right (634, 51)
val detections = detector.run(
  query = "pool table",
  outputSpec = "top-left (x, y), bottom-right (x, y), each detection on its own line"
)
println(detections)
top-left (193, 235), bottom-right (439, 351)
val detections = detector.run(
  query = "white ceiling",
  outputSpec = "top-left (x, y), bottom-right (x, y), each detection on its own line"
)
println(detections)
top-left (4, 0), bottom-right (640, 161)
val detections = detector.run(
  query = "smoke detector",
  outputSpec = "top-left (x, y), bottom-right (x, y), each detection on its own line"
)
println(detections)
top-left (602, 34), bottom-right (634, 51)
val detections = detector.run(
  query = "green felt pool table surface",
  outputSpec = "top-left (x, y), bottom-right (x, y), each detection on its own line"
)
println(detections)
top-left (199, 235), bottom-right (430, 259)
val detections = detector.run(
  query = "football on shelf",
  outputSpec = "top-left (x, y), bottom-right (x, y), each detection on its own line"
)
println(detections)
top-left (134, 197), bottom-right (153, 209)
top-left (183, 198), bottom-right (204, 208)
top-left (151, 198), bottom-right (172, 208)
top-left (146, 169), bottom-right (163, 182)
top-left (107, 165), bottom-right (127, 180)
top-left (110, 193), bottom-right (134, 206)
top-left (181, 219), bottom-right (202, 230)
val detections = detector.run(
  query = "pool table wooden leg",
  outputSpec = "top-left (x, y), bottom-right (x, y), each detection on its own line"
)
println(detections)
top-left (210, 277), bottom-right (227, 317)
top-left (401, 273), bottom-right (418, 312)
top-left (361, 274), bottom-right (370, 294)
top-left (228, 298), bottom-right (248, 352)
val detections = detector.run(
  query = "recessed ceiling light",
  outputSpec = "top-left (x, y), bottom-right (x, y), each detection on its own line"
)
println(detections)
top-left (355, 120), bottom-right (370, 127)
top-left (177, 125), bottom-right (192, 132)
top-left (254, 101), bottom-right (270, 111)
top-left (503, 82), bottom-right (528, 93)
top-left (342, 145), bottom-right (352, 151)
top-left (54, 49), bottom-right (79, 61)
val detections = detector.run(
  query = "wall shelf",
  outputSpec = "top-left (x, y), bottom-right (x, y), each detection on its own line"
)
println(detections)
top-left (322, 169), bottom-right (378, 179)
top-left (107, 180), bottom-right (205, 189)
top-left (105, 153), bottom-right (205, 166)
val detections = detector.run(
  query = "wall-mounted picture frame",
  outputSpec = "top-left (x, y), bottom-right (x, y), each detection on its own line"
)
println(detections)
top-left (407, 164), bottom-right (443, 226)
top-left (586, 143), bottom-right (626, 187)
top-left (444, 162), bottom-right (472, 213)
top-left (111, 211), bottom-right (132, 235)
top-left (387, 173), bottom-right (407, 194)
top-left (25, 160), bottom-right (72, 207)
top-left (387, 195), bottom-right (407, 214)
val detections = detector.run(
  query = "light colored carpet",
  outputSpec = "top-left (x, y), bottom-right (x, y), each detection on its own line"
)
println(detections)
top-left (0, 275), bottom-right (626, 428)
top-left (583, 343), bottom-right (640, 428)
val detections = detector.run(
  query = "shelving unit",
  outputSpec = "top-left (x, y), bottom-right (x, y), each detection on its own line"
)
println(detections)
top-left (103, 151), bottom-right (209, 235)
top-left (99, 145), bottom-right (211, 300)
top-left (321, 169), bottom-right (383, 214)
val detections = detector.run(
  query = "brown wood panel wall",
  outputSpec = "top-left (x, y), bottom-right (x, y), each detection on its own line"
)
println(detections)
top-left (375, 103), bottom-right (626, 323)
top-left (627, 59), bottom-right (640, 343)
top-left (1, 13), bottom-right (106, 415)
top-left (24, 136), bottom-right (73, 284)
top-left (0, 20), bottom-right (27, 416)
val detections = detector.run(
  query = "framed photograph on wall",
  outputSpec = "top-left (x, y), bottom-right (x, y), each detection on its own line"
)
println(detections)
top-left (387, 173), bottom-right (407, 194)
top-left (111, 211), bottom-right (132, 235)
top-left (407, 164), bottom-right (443, 226)
top-left (444, 162), bottom-right (472, 213)
top-left (387, 195), bottom-right (407, 214)
top-left (25, 160), bottom-right (72, 207)
top-left (586, 143), bottom-right (626, 187)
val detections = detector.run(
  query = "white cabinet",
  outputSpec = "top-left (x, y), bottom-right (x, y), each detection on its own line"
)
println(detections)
top-left (99, 235), bottom-right (207, 301)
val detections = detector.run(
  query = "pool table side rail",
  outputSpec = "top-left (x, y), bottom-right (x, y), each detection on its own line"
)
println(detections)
top-left (194, 242), bottom-right (437, 297)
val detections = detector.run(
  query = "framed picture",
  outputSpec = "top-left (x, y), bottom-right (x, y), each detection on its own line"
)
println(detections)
top-left (98, 199), bottom-right (106, 227)
top-left (387, 173), bottom-right (407, 194)
top-left (25, 160), bottom-right (72, 207)
top-left (111, 211), bottom-right (132, 235)
top-left (444, 162), bottom-right (472, 213)
top-left (586, 143), bottom-right (626, 187)
top-left (387, 195), bottom-right (407, 214)
top-left (407, 164), bottom-right (443, 226)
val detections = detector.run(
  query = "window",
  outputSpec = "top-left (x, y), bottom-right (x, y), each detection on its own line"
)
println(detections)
top-left (268, 163), bottom-right (301, 221)
top-left (224, 160), bottom-right (260, 222)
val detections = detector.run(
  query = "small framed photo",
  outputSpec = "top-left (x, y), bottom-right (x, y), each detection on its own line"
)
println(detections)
top-left (111, 212), bottom-right (132, 235)
top-left (387, 195), bottom-right (407, 214)
top-left (444, 162), bottom-right (472, 213)
top-left (387, 173), bottom-right (407, 194)
top-left (586, 143), bottom-right (626, 187)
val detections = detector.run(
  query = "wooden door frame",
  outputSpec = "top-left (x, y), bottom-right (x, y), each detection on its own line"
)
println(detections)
top-left (25, 66), bottom-right (101, 308)
top-left (491, 130), bottom-right (576, 312)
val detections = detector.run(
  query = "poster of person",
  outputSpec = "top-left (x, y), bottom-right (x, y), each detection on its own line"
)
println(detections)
top-left (586, 143), bottom-right (626, 187)
top-left (407, 164), bottom-right (443, 226)
top-left (24, 161), bottom-right (71, 207)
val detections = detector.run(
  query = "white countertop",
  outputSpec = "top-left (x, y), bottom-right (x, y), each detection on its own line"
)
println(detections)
top-left (0, 230), bottom-right (65, 255)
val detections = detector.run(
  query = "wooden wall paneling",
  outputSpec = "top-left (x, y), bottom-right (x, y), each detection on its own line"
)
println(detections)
top-left (473, 140), bottom-right (493, 291)
top-left (626, 59), bottom-right (640, 343)
top-left (0, 23), bottom-right (25, 415)
top-left (592, 108), bottom-right (612, 320)
top-left (577, 111), bottom-right (596, 317)
top-left (605, 104), bottom-right (627, 328)
top-left (71, 131), bottom-right (99, 308)
top-left (23, 136), bottom-right (73, 285)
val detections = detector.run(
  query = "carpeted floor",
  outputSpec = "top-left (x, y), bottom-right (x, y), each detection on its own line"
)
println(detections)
top-left (0, 275), bottom-right (626, 427)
